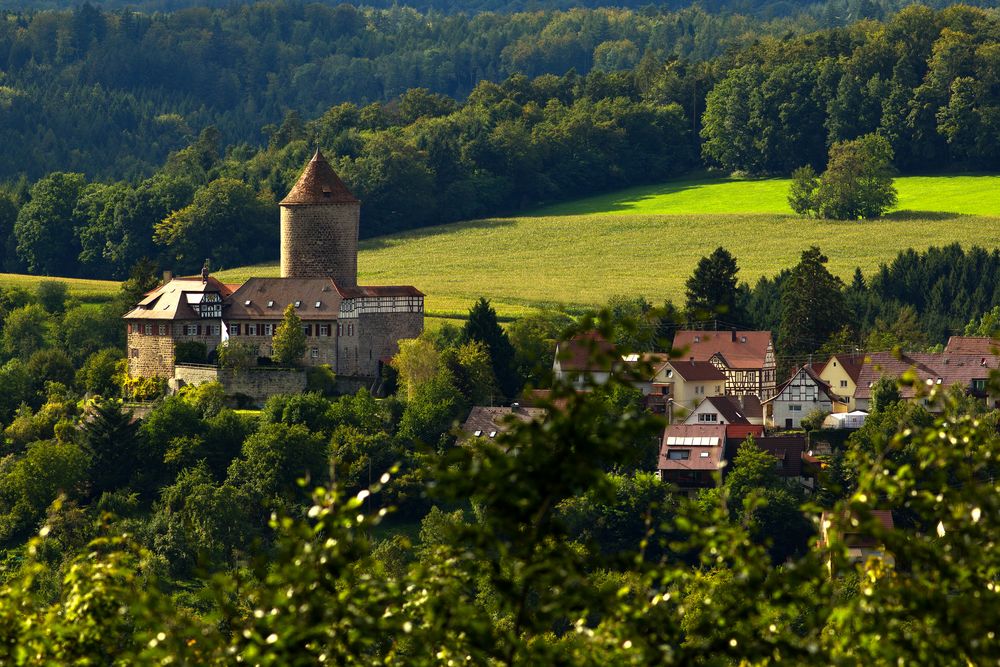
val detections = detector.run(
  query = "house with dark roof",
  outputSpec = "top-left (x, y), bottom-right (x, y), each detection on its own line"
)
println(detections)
top-left (672, 330), bottom-right (777, 401)
top-left (683, 395), bottom-right (764, 426)
top-left (649, 359), bottom-right (727, 419)
top-left (853, 351), bottom-right (1000, 411)
top-left (460, 405), bottom-right (548, 442)
top-left (818, 353), bottom-right (866, 411)
top-left (125, 149), bottom-right (424, 395)
top-left (763, 366), bottom-right (848, 429)
top-left (818, 510), bottom-right (896, 574)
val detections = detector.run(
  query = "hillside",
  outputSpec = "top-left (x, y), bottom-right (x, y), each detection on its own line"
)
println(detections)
top-left (212, 174), bottom-right (1000, 325)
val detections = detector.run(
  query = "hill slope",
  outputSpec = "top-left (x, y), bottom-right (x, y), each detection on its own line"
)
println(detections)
top-left (212, 175), bottom-right (1000, 324)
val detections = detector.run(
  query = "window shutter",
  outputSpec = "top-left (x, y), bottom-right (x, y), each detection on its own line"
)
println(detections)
top-left (234, 324), bottom-right (241, 335)
top-left (327, 324), bottom-right (332, 337)
top-left (197, 324), bottom-right (202, 336)
top-left (306, 324), bottom-right (313, 336)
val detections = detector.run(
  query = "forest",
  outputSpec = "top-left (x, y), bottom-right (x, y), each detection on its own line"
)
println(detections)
top-left (1, 4), bottom-right (999, 280)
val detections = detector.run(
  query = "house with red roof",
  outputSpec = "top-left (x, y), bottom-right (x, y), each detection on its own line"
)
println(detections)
top-left (649, 359), bottom-right (727, 418)
top-left (683, 395), bottom-right (764, 426)
top-left (672, 330), bottom-right (777, 401)
top-left (853, 351), bottom-right (1000, 411)
top-left (657, 423), bottom-right (728, 492)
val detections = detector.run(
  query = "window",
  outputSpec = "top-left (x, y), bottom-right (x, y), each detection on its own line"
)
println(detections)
top-left (667, 450), bottom-right (690, 460)
top-left (693, 336), bottom-right (700, 343)
top-left (184, 324), bottom-right (198, 336)
top-left (660, 386), bottom-right (669, 396)
top-left (247, 324), bottom-right (257, 336)
top-left (789, 405), bottom-right (802, 412)
top-left (695, 385), bottom-right (705, 395)
top-left (264, 323), bottom-right (274, 336)
top-left (127, 323), bottom-right (133, 334)
top-left (840, 380), bottom-right (848, 388)
top-left (130, 348), bottom-right (139, 358)
top-left (302, 324), bottom-right (312, 336)
top-left (158, 324), bottom-right (166, 335)
top-left (143, 323), bottom-right (152, 335)
top-left (310, 347), bottom-right (319, 358)
top-left (319, 324), bottom-right (330, 336)
top-left (973, 379), bottom-right (987, 392)
top-left (698, 413), bottom-right (718, 422)
top-left (232, 324), bottom-right (241, 336)
top-left (348, 324), bottom-right (353, 336)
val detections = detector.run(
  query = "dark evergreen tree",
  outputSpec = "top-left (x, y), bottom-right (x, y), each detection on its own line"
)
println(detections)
top-left (684, 247), bottom-right (742, 321)
top-left (79, 399), bottom-right (140, 498)
top-left (778, 247), bottom-right (848, 360)
top-left (461, 297), bottom-right (521, 402)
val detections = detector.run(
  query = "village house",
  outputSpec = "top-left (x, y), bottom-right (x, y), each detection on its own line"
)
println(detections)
top-left (853, 351), bottom-right (1000, 411)
top-left (683, 394), bottom-right (763, 426)
top-left (816, 352), bottom-right (866, 411)
top-left (552, 332), bottom-right (618, 388)
top-left (649, 359), bottom-right (727, 419)
top-left (459, 405), bottom-right (548, 442)
top-left (671, 330), bottom-right (777, 401)
top-left (124, 149), bottom-right (424, 398)
top-left (763, 365), bottom-right (847, 429)
top-left (657, 423), bottom-right (728, 493)
top-left (818, 510), bottom-right (896, 575)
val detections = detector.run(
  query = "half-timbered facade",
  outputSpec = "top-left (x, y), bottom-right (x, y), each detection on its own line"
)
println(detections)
top-left (763, 365), bottom-right (846, 429)
top-left (672, 330), bottom-right (777, 401)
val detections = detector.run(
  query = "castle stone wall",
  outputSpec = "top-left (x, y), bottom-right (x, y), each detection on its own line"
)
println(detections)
top-left (227, 319), bottom-right (339, 366)
top-left (280, 203), bottom-right (359, 286)
top-left (358, 311), bottom-right (424, 376)
top-left (127, 328), bottom-right (175, 378)
top-left (174, 364), bottom-right (308, 407)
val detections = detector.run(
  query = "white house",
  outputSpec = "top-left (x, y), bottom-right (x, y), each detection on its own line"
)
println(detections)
top-left (763, 365), bottom-right (847, 429)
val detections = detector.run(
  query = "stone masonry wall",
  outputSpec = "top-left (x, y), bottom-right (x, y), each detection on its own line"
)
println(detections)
top-left (173, 364), bottom-right (307, 408)
top-left (227, 319), bottom-right (339, 366)
top-left (280, 203), bottom-right (359, 287)
top-left (128, 319), bottom-right (222, 378)
top-left (358, 311), bottom-right (423, 377)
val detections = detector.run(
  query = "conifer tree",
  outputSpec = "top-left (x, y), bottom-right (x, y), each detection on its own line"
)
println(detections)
top-left (462, 297), bottom-right (520, 402)
top-left (778, 246), bottom-right (847, 360)
top-left (80, 399), bottom-right (139, 498)
top-left (272, 304), bottom-right (306, 366)
top-left (684, 247), bottom-right (741, 320)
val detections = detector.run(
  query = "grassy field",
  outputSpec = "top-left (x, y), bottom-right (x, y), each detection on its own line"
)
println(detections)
top-left (532, 174), bottom-right (1000, 217)
top-left (0, 272), bottom-right (119, 302)
top-left (7, 174), bottom-right (1000, 324)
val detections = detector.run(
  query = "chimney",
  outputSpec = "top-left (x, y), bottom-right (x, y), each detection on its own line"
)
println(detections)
top-left (731, 330), bottom-right (737, 342)
top-left (162, 270), bottom-right (173, 284)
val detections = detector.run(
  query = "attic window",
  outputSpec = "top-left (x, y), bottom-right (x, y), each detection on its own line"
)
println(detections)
top-left (315, 301), bottom-right (322, 308)
top-left (700, 452), bottom-right (710, 458)
top-left (489, 431), bottom-right (497, 438)
top-left (473, 430), bottom-right (482, 437)
top-left (694, 336), bottom-right (700, 343)
top-left (322, 187), bottom-right (332, 198)
top-left (267, 300), bottom-right (274, 308)
top-left (295, 301), bottom-right (301, 308)
top-left (244, 300), bottom-right (252, 306)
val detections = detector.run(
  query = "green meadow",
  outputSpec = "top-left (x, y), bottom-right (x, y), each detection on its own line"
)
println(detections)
top-left (5, 174), bottom-right (1000, 328)
top-left (217, 174), bottom-right (1000, 324)
top-left (0, 273), bottom-right (119, 301)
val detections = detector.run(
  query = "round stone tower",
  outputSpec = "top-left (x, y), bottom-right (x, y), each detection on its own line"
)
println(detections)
top-left (279, 148), bottom-right (360, 287)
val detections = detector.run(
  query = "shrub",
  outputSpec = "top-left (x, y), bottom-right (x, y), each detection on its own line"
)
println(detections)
top-left (175, 341), bottom-right (209, 364)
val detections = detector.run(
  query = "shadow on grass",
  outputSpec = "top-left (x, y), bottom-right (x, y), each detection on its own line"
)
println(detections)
top-left (535, 180), bottom-right (711, 216)
top-left (882, 210), bottom-right (964, 221)
top-left (360, 217), bottom-right (518, 251)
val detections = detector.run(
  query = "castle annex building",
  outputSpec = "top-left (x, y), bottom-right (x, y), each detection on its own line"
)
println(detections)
top-left (124, 150), bottom-right (424, 381)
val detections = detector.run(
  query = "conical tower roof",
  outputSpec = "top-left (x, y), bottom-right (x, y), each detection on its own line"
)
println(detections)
top-left (280, 148), bottom-right (359, 205)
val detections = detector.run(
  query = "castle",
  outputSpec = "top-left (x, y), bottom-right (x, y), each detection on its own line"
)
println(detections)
top-left (124, 150), bottom-right (424, 388)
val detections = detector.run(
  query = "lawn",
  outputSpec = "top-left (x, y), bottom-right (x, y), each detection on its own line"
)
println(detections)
top-left (531, 174), bottom-right (1000, 217)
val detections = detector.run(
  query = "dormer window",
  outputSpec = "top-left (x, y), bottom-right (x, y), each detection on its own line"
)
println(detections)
top-left (267, 300), bottom-right (274, 308)
top-left (322, 187), bottom-right (332, 198)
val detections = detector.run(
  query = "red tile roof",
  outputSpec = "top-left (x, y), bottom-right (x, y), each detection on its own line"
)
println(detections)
top-left (336, 284), bottom-right (424, 298)
top-left (826, 353), bottom-right (866, 383)
top-left (854, 352), bottom-right (999, 400)
top-left (672, 330), bottom-right (773, 369)
top-left (725, 424), bottom-right (764, 441)
top-left (555, 332), bottom-right (617, 373)
top-left (944, 336), bottom-right (1000, 355)
top-left (280, 148), bottom-right (359, 205)
top-left (460, 405), bottom-right (548, 439)
top-left (659, 424), bottom-right (728, 472)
